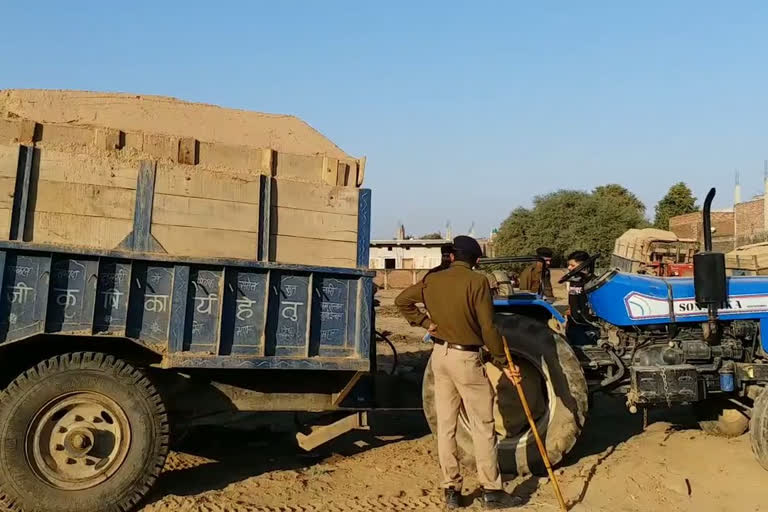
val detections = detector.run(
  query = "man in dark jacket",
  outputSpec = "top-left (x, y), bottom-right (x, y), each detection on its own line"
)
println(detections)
top-left (565, 250), bottom-right (597, 345)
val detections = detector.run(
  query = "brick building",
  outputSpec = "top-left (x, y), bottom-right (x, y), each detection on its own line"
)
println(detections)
top-left (668, 212), bottom-right (699, 240)
top-left (669, 210), bottom-right (735, 252)
top-left (667, 170), bottom-right (768, 250)
top-left (734, 197), bottom-right (765, 245)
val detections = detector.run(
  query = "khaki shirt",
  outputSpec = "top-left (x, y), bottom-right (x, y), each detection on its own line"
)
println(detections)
top-left (492, 270), bottom-right (515, 297)
top-left (518, 262), bottom-right (554, 299)
top-left (481, 271), bottom-right (499, 294)
top-left (395, 261), bottom-right (504, 358)
top-left (481, 270), bottom-right (514, 297)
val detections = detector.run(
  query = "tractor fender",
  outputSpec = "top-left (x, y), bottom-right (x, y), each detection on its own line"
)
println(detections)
top-left (493, 296), bottom-right (567, 327)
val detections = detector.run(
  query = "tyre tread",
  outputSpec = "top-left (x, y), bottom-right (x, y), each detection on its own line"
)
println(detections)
top-left (0, 352), bottom-right (169, 512)
top-left (750, 387), bottom-right (768, 470)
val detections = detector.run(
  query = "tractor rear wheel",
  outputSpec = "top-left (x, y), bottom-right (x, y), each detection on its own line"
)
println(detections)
top-left (423, 313), bottom-right (588, 475)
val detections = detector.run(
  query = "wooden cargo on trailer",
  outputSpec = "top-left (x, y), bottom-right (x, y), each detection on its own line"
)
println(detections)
top-left (726, 242), bottom-right (768, 275)
top-left (0, 90), bottom-right (370, 269)
top-left (611, 228), bottom-right (698, 275)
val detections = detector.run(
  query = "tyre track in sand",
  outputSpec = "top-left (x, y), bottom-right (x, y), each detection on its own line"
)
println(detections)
top-left (150, 495), bottom-right (451, 512)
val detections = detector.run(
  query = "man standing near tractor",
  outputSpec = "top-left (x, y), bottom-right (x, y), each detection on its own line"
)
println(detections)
top-left (564, 250), bottom-right (597, 346)
top-left (518, 247), bottom-right (555, 300)
top-left (395, 236), bottom-right (519, 510)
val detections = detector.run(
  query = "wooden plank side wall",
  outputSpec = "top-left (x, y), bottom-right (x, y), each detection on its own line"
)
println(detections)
top-left (37, 150), bottom-right (139, 189)
top-left (3, 116), bottom-right (365, 187)
top-left (271, 235), bottom-right (357, 268)
top-left (31, 213), bottom-right (133, 248)
top-left (272, 179), bottom-right (359, 215)
top-left (270, 208), bottom-right (357, 242)
top-left (30, 181), bottom-right (135, 248)
top-left (274, 153), bottom-right (322, 181)
top-left (152, 194), bottom-right (261, 232)
top-left (152, 225), bottom-right (261, 259)
top-left (35, 181), bottom-right (135, 219)
top-left (0, 146), bottom-right (366, 268)
top-left (153, 163), bottom-right (261, 203)
top-left (150, 163), bottom-right (263, 260)
top-left (26, 150), bottom-right (137, 248)
top-left (269, 179), bottom-right (359, 267)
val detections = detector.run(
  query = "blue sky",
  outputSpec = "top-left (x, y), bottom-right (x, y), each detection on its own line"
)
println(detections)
top-left (2, 1), bottom-right (767, 238)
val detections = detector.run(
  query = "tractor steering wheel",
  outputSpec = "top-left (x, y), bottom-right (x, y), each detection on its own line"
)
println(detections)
top-left (558, 253), bottom-right (600, 284)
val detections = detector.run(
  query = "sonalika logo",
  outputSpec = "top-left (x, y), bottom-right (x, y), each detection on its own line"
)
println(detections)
top-left (677, 300), bottom-right (744, 313)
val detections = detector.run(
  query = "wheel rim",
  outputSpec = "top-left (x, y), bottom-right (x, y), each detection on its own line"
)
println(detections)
top-left (26, 392), bottom-right (131, 490)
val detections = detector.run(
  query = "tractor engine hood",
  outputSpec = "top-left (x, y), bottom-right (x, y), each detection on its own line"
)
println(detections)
top-left (585, 270), bottom-right (768, 326)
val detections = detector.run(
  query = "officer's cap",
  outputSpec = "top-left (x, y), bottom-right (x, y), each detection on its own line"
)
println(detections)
top-left (452, 236), bottom-right (483, 260)
top-left (536, 247), bottom-right (554, 258)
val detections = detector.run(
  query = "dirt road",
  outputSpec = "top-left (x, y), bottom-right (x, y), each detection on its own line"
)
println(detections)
top-left (140, 291), bottom-right (767, 512)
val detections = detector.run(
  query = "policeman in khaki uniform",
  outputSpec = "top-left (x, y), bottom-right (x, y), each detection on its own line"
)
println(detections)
top-left (518, 247), bottom-right (555, 300)
top-left (482, 270), bottom-right (515, 298)
top-left (395, 236), bottom-right (519, 510)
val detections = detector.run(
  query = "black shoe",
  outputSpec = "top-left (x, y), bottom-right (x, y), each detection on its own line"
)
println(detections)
top-left (444, 487), bottom-right (460, 509)
top-left (482, 489), bottom-right (511, 510)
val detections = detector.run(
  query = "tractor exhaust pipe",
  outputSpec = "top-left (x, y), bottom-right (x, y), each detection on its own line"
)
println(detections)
top-left (702, 188), bottom-right (715, 251)
top-left (694, 187), bottom-right (726, 342)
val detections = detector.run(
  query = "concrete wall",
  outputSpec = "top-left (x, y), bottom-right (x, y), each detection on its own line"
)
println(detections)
top-left (369, 246), bottom-right (443, 270)
top-left (374, 269), bottom-right (430, 290)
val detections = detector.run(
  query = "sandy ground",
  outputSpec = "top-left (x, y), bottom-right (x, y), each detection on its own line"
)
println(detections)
top-left (140, 290), bottom-right (767, 512)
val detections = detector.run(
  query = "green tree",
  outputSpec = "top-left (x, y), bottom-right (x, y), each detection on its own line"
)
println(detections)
top-left (654, 182), bottom-right (698, 230)
top-left (587, 186), bottom-right (651, 258)
top-left (420, 232), bottom-right (444, 240)
top-left (593, 184), bottom-right (646, 212)
top-left (495, 185), bottom-right (648, 264)
top-left (495, 206), bottom-right (537, 257)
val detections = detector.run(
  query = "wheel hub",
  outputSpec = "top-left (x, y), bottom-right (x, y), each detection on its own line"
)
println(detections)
top-left (26, 392), bottom-right (131, 490)
top-left (63, 428), bottom-right (94, 458)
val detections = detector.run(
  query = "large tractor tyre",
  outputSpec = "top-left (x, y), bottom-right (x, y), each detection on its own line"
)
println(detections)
top-left (750, 387), bottom-right (768, 470)
top-left (0, 352), bottom-right (169, 512)
top-left (423, 313), bottom-right (588, 476)
top-left (695, 399), bottom-right (749, 438)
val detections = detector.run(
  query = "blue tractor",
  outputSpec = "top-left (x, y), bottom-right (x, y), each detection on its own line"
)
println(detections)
top-left (423, 188), bottom-right (768, 475)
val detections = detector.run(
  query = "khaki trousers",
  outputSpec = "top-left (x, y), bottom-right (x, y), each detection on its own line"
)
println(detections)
top-left (431, 343), bottom-right (502, 491)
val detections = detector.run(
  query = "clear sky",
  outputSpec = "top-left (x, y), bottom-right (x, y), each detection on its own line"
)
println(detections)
top-left (2, 1), bottom-right (767, 239)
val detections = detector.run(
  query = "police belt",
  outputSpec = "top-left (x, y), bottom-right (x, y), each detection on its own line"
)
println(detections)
top-left (431, 337), bottom-right (481, 352)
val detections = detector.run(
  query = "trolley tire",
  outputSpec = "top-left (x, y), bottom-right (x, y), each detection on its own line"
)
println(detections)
top-left (0, 352), bottom-right (169, 512)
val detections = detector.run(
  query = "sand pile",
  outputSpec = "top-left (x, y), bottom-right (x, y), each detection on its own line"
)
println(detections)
top-left (0, 89), bottom-right (352, 159)
top-left (0, 90), bottom-right (365, 267)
